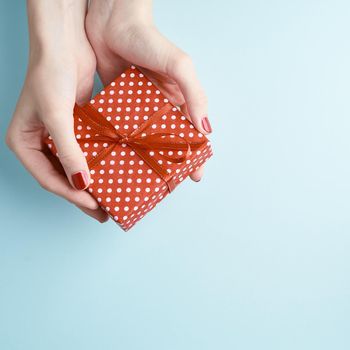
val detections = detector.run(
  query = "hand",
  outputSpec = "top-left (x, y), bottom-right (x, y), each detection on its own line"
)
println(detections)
top-left (6, 0), bottom-right (109, 223)
top-left (86, 0), bottom-right (212, 182)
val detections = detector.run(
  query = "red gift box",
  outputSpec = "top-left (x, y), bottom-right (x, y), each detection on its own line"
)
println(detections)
top-left (45, 66), bottom-right (213, 231)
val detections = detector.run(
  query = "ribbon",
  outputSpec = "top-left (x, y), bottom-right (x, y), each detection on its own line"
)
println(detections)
top-left (73, 102), bottom-right (205, 192)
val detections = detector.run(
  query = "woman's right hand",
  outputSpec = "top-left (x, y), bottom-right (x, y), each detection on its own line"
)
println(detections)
top-left (6, 0), bottom-right (109, 223)
top-left (86, 0), bottom-right (212, 182)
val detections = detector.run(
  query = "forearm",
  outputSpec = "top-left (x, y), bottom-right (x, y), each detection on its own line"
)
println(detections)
top-left (89, 0), bottom-right (153, 25)
top-left (27, 0), bottom-right (88, 60)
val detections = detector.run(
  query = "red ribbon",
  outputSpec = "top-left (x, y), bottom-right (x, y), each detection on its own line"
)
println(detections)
top-left (73, 102), bottom-right (206, 192)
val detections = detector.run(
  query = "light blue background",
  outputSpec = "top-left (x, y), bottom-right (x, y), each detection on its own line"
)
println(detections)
top-left (1, 0), bottom-right (350, 349)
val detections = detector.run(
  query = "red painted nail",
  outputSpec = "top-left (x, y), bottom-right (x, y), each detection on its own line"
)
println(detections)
top-left (72, 171), bottom-right (89, 190)
top-left (201, 116), bottom-right (212, 133)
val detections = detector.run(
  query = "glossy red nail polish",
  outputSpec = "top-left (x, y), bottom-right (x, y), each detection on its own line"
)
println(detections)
top-left (202, 116), bottom-right (212, 133)
top-left (72, 171), bottom-right (89, 190)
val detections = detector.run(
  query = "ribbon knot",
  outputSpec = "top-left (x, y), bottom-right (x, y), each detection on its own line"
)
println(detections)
top-left (73, 102), bottom-right (205, 192)
top-left (118, 135), bottom-right (129, 145)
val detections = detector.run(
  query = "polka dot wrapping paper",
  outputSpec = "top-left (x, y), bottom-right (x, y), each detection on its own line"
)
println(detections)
top-left (45, 66), bottom-right (213, 231)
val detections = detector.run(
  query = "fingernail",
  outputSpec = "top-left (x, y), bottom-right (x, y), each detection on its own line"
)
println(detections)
top-left (201, 116), bottom-right (212, 133)
top-left (72, 171), bottom-right (89, 190)
top-left (99, 217), bottom-right (109, 223)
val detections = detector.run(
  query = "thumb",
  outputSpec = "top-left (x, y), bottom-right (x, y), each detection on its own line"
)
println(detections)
top-left (45, 110), bottom-right (90, 190)
top-left (166, 50), bottom-right (212, 135)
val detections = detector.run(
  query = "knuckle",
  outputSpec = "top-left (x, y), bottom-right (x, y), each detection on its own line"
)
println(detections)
top-left (43, 109), bottom-right (68, 126)
top-left (5, 122), bottom-right (21, 153)
top-left (196, 90), bottom-right (208, 105)
top-left (57, 147), bottom-right (86, 169)
top-left (37, 179), bottom-right (52, 192)
top-left (39, 102), bottom-right (74, 127)
top-left (187, 89), bottom-right (208, 111)
top-left (41, 115), bottom-right (64, 134)
top-left (37, 169), bottom-right (60, 194)
top-left (5, 129), bottom-right (15, 151)
top-left (61, 186), bottom-right (75, 202)
top-left (169, 51), bottom-right (193, 76)
top-left (58, 150), bottom-right (80, 165)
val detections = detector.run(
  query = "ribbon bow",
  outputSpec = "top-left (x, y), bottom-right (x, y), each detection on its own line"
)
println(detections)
top-left (73, 102), bottom-right (205, 192)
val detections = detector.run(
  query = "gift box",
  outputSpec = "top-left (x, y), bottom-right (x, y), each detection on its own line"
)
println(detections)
top-left (45, 65), bottom-right (213, 231)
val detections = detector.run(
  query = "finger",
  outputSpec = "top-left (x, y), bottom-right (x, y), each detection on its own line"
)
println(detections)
top-left (44, 108), bottom-right (91, 191)
top-left (76, 205), bottom-right (109, 223)
top-left (13, 146), bottom-right (99, 210)
top-left (137, 66), bottom-right (186, 107)
top-left (182, 102), bottom-right (206, 182)
top-left (189, 164), bottom-right (205, 182)
top-left (166, 49), bottom-right (212, 135)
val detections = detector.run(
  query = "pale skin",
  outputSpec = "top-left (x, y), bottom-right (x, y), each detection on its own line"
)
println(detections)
top-left (6, 0), bottom-right (212, 223)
